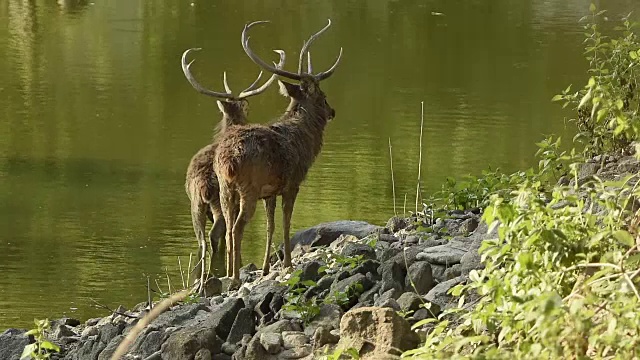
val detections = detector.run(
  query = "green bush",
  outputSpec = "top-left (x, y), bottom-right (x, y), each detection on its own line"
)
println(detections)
top-left (403, 4), bottom-right (640, 359)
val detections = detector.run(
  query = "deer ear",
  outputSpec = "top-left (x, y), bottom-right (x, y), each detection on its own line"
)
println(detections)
top-left (278, 80), bottom-right (303, 99)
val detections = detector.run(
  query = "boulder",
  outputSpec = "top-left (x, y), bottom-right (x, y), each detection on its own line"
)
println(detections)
top-left (416, 240), bottom-right (469, 265)
top-left (298, 260), bottom-right (323, 283)
top-left (341, 242), bottom-right (377, 261)
top-left (160, 325), bottom-right (222, 360)
top-left (378, 261), bottom-right (405, 293)
top-left (282, 331), bottom-right (307, 349)
top-left (290, 221), bottom-right (381, 254)
top-left (227, 308), bottom-right (255, 345)
top-left (260, 332), bottom-right (282, 354)
top-left (203, 277), bottom-right (222, 297)
top-left (245, 281), bottom-right (287, 311)
top-left (312, 326), bottom-right (340, 349)
top-left (203, 297), bottom-right (245, 340)
top-left (425, 276), bottom-right (466, 310)
top-left (404, 261), bottom-right (434, 295)
top-left (337, 307), bottom-right (420, 359)
top-left (304, 304), bottom-right (342, 337)
top-left (0, 329), bottom-right (29, 360)
top-left (396, 292), bottom-right (422, 313)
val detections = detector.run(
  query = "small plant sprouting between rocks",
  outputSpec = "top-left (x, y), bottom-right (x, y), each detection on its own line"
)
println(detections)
top-left (319, 347), bottom-right (361, 360)
top-left (21, 319), bottom-right (60, 360)
top-left (282, 270), bottom-right (322, 324)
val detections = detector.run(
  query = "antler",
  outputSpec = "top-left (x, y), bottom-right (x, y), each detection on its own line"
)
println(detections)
top-left (238, 50), bottom-right (286, 99)
top-left (242, 19), bottom-right (342, 81)
top-left (182, 48), bottom-right (234, 99)
top-left (181, 48), bottom-right (286, 100)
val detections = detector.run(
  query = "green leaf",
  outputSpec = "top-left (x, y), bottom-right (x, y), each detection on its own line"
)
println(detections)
top-left (551, 94), bottom-right (564, 102)
top-left (613, 230), bottom-right (635, 247)
top-left (20, 344), bottom-right (36, 360)
top-left (630, 50), bottom-right (638, 60)
top-left (40, 341), bottom-right (60, 352)
top-left (411, 318), bottom-right (437, 330)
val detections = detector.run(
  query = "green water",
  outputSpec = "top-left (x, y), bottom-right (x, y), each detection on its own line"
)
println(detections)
top-left (1, 0), bottom-right (638, 329)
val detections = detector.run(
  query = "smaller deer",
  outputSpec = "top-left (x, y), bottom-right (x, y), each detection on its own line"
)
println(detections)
top-left (215, 19), bottom-right (342, 285)
top-left (182, 47), bottom-right (285, 293)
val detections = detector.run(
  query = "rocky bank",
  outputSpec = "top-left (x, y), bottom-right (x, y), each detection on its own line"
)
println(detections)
top-left (0, 209), bottom-right (494, 360)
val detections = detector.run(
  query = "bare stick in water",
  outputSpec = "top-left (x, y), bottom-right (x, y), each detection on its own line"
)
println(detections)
top-left (109, 290), bottom-right (188, 360)
top-left (388, 137), bottom-right (397, 216)
top-left (415, 101), bottom-right (425, 213)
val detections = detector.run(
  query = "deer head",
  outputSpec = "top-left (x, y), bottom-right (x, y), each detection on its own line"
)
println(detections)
top-left (241, 19), bottom-right (342, 123)
top-left (181, 47), bottom-right (286, 128)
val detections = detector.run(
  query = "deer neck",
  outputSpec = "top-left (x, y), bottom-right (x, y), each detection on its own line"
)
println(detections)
top-left (283, 102), bottom-right (328, 159)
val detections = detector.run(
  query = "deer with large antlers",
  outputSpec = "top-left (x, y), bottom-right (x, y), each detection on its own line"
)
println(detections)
top-left (182, 47), bottom-right (285, 293)
top-left (215, 19), bottom-right (342, 285)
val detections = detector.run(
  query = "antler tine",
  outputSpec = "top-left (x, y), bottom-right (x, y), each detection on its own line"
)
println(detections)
top-left (223, 72), bottom-right (232, 94)
top-left (181, 48), bottom-right (234, 99)
top-left (307, 51), bottom-right (312, 74)
top-left (241, 21), bottom-right (301, 81)
top-left (315, 47), bottom-right (342, 81)
top-left (297, 19), bottom-right (332, 75)
top-left (238, 50), bottom-right (286, 99)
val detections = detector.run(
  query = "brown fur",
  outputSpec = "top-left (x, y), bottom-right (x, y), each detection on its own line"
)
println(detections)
top-left (184, 100), bottom-right (247, 280)
top-left (215, 76), bottom-right (336, 281)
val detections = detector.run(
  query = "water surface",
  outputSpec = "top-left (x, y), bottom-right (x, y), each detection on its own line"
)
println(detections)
top-left (1, 0), bottom-right (638, 328)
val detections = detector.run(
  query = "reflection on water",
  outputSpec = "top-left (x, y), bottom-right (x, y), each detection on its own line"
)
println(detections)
top-left (1, 0), bottom-right (639, 328)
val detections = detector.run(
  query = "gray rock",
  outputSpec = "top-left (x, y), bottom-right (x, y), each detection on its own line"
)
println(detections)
top-left (431, 264), bottom-right (447, 283)
top-left (378, 261), bottom-right (405, 293)
top-left (215, 353), bottom-right (232, 360)
top-left (377, 246), bottom-right (401, 263)
top-left (312, 326), bottom-right (340, 349)
top-left (416, 241), bottom-right (468, 265)
top-left (298, 260), bottom-right (323, 282)
top-left (279, 344), bottom-right (312, 359)
top-left (160, 325), bottom-right (222, 360)
top-left (260, 332), bottom-right (282, 354)
top-left (413, 303), bottom-right (441, 322)
top-left (66, 322), bottom-right (125, 360)
top-left (304, 304), bottom-right (342, 336)
top-left (59, 317), bottom-right (81, 327)
top-left (375, 288), bottom-right (398, 303)
top-left (203, 277), bottom-right (222, 297)
top-left (405, 261), bottom-right (434, 295)
top-left (386, 216), bottom-right (410, 233)
top-left (378, 298), bottom-right (401, 311)
top-left (270, 293), bottom-right (285, 314)
top-left (349, 259), bottom-right (380, 277)
top-left (221, 341), bottom-right (238, 355)
top-left (240, 263), bottom-right (258, 283)
top-left (378, 234), bottom-right (400, 243)
top-left (245, 280), bottom-right (287, 311)
top-left (459, 217), bottom-right (479, 234)
top-left (290, 220), bottom-right (381, 253)
top-left (358, 282), bottom-right (381, 305)
top-left (97, 334), bottom-right (125, 360)
top-left (258, 320), bottom-right (300, 336)
top-left (444, 264), bottom-right (462, 280)
top-left (340, 242), bottom-right (376, 261)
top-left (282, 331), bottom-right (307, 349)
top-left (195, 348), bottom-right (212, 360)
top-left (331, 273), bottom-right (373, 295)
top-left (126, 329), bottom-right (166, 359)
top-left (227, 308), bottom-right (255, 345)
top-left (203, 297), bottom-right (245, 340)
top-left (396, 292), bottom-right (422, 312)
top-left (148, 303), bottom-right (209, 331)
top-left (51, 322), bottom-right (76, 339)
top-left (425, 276), bottom-right (466, 309)
top-left (242, 333), bottom-right (267, 360)
top-left (0, 329), bottom-right (29, 360)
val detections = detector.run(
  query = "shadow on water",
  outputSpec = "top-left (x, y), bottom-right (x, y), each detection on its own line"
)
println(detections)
top-left (1, 0), bottom-right (640, 328)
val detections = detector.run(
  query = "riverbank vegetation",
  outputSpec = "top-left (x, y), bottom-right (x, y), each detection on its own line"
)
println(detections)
top-left (403, 5), bottom-right (640, 359)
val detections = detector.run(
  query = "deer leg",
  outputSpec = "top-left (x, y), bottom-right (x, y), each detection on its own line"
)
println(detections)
top-left (190, 200), bottom-right (208, 293)
top-left (281, 188), bottom-right (299, 269)
top-left (262, 196), bottom-right (276, 276)
top-left (219, 184), bottom-right (236, 279)
top-left (231, 194), bottom-right (258, 285)
top-left (207, 203), bottom-right (225, 275)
